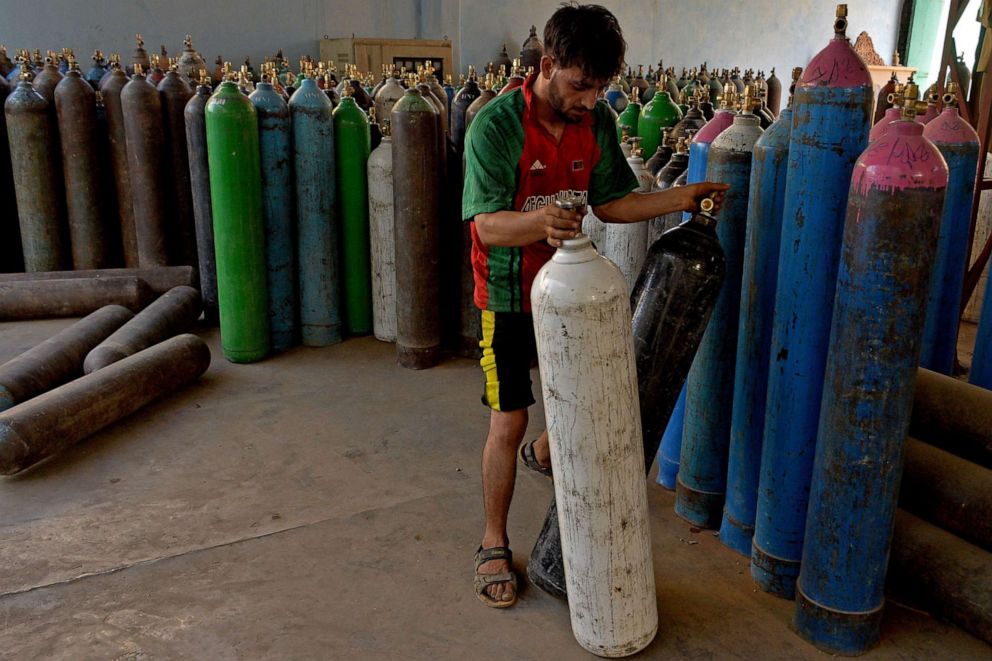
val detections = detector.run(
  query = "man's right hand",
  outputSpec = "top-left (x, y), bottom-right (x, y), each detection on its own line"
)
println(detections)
top-left (544, 204), bottom-right (584, 248)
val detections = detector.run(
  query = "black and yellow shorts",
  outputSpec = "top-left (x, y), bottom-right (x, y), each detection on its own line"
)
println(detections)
top-left (479, 310), bottom-right (537, 412)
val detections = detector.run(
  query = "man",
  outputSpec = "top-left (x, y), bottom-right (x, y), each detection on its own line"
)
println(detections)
top-left (462, 3), bottom-right (728, 608)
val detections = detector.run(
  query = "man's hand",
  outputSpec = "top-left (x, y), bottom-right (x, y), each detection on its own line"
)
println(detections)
top-left (679, 182), bottom-right (731, 215)
top-left (544, 204), bottom-right (585, 248)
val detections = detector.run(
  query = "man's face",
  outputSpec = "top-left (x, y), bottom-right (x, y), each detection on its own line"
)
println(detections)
top-left (544, 59), bottom-right (609, 124)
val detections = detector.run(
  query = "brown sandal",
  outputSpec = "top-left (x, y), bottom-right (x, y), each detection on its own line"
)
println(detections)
top-left (474, 546), bottom-right (518, 608)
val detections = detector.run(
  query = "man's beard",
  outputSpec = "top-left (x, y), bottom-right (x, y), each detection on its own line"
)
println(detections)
top-left (548, 73), bottom-right (584, 124)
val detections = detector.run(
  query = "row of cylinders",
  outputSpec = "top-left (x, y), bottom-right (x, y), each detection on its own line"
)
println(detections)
top-left (541, 6), bottom-right (987, 656)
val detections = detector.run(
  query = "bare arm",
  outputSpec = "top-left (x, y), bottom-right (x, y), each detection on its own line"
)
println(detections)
top-left (475, 206), bottom-right (584, 247)
top-left (593, 182), bottom-right (730, 224)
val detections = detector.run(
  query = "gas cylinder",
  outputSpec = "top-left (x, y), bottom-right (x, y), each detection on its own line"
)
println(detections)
top-left (212, 55), bottom-right (224, 86)
top-left (205, 80), bottom-right (270, 363)
top-left (130, 34), bottom-right (150, 75)
top-left (54, 55), bottom-right (110, 269)
top-left (184, 74), bottom-right (218, 324)
top-left (85, 50), bottom-right (108, 89)
top-left (98, 61), bottom-right (138, 268)
top-left (121, 64), bottom-right (169, 267)
top-left (0, 45), bottom-right (13, 78)
top-left (670, 101), bottom-right (706, 145)
top-left (425, 62), bottom-right (448, 125)
top-left (649, 137), bottom-right (689, 244)
top-left (918, 84), bottom-right (940, 124)
top-left (33, 56), bottom-right (63, 103)
top-left (290, 74), bottom-right (341, 347)
top-left (605, 76), bottom-right (629, 114)
top-left (616, 85), bottom-right (640, 141)
top-left (147, 54), bottom-right (165, 86)
top-left (251, 78), bottom-right (298, 350)
top-left (529, 198), bottom-right (726, 604)
top-left (794, 96), bottom-right (947, 656)
top-left (972, 274), bottom-right (992, 389)
top-left (870, 104), bottom-right (901, 142)
top-left (581, 206), bottom-right (607, 251)
top-left (720, 81), bottom-right (797, 556)
top-left (731, 68), bottom-right (744, 93)
top-left (177, 34), bottom-right (206, 81)
top-left (4, 64), bottom-right (68, 271)
top-left (753, 4), bottom-right (874, 598)
top-left (638, 85), bottom-right (682, 166)
top-left (666, 70), bottom-right (681, 100)
top-left (391, 87), bottom-right (441, 369)
top-left (676, 107), bottom-right (762, 529)
top-left (499, 59), bottom-right (524, 95)
top-left (465, 75), bottom-right (495, 130)
top-left (0, 70), bottom-right (21, 273)
top-left (443, 73), bottom-right (456, 110)
top-left (531, 202), bottom-right (657, 656)
top-left (645, 127), bottom-right (674, 178)
top-left (368, 127), bottom-right (396, 343)
top-left (374, 71), bottom-right (404, 133)
top-left (603, 138), bottom-right (651, 293)
top-left (766, 68), bottom-right (782, 116)
top-left (919, 87), bottom-right (980, 374)
top-left (97, 53), bottom-right (120, 89)
top-left (450, 67), bottom-right (480, 153)
top-left (162, 69), bottom-right (199, 273)
top-left (520, 25), bottom-right (543, 71)
top-left (334, 90), bottom-right (373, 336)
top-left (873, 71), bottom-right (898, 124)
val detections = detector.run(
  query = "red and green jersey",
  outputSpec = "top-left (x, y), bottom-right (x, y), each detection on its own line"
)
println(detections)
top-left (462, 75), bottom-right (638, 313)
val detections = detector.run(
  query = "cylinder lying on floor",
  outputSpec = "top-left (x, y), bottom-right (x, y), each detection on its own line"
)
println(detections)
top-left (795, 95), bottom-right (948, 656)
top-left (0, 333), bottom-right (210, 475)
top-left (911, 367), bottom-right (992, 469)
top-left (0, 266), bottom-right (196, 294)
top-left (0, 305), bottom-right (134, 411)
top-left (532, 215), bottom-right (657, 657)
top-left (83, 286), bottom-right (201, 373)
top-left (0, 277), bottom-right (154, 320)
top-left (888, 509), bottom-right (992, 646)
top-left (900, 437), bottom-right (992, 551)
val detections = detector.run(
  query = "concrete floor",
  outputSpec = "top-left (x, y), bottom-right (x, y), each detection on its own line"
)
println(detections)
top-left (0, 319), bottom-right (989, 660)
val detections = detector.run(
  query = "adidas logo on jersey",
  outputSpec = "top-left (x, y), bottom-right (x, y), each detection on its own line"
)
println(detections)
top-left (529, 160), bottom-right (547, 171)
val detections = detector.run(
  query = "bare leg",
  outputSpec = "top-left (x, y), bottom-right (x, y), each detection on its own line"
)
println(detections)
top-left (479, 407), bottom-right (529, 603)
top-left (531, 429), bottom-right (552, 469)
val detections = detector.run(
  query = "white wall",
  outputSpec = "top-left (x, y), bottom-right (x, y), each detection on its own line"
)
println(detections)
top-left (0, 0), bottom-right (903, 80)
top-left (457, 0), bottom-right (905, 79)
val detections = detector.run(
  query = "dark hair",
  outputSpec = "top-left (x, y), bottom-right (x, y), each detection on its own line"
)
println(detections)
top-left (543, 3), bottom-right (626, 81)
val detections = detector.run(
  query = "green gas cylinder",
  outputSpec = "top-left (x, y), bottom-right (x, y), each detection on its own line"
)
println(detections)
top-left (638, 89), bottom-right (682, 162)
top-left (205, 80), bottom-right (270, 363)
top-left (616, 85), bottom-right (641, 141)
top-left (333, 93), bottom-right (373, 335)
